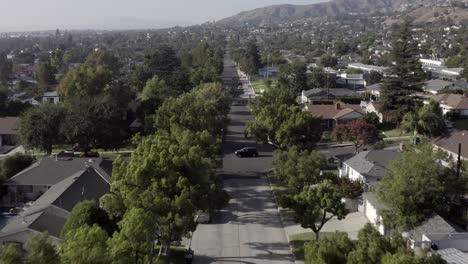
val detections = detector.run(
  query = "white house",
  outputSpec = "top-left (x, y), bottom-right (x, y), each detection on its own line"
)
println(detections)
top-left (338, 148), bottom-right (401, 188)
top-left (42, 91), bottom-right (60, 104)
top-left (362, 193), bottom-right (387, 235)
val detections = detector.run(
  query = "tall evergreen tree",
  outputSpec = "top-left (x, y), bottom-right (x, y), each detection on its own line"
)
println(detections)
top-left (380, 18), bottom-right (425, 124)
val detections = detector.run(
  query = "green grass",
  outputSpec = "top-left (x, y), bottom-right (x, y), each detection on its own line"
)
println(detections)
top-left (289, 232), bottom-right (334, 261)
top-left (381, 128), bottom-right (411, 138)
top-left (251, 79), bottom-right (269, 94)
top-left (454, 119), bottom-right (468, 130)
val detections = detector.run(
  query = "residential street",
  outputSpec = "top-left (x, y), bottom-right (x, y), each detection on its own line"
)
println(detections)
top-left (190, 56), bottom-right (294, 264)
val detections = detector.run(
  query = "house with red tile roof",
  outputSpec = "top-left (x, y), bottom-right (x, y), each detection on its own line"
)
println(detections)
top-left (304, 103), bottom-right (364, 130)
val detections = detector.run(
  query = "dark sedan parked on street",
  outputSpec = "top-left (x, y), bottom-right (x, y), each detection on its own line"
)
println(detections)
top-left (234, 147), bottom-right (259, 157)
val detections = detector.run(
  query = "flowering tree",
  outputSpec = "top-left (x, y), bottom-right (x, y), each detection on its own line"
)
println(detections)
top-left (332, 120), bottom-right (379, 153)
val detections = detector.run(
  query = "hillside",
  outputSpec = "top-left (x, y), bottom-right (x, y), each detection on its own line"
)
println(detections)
top-left (386, 6), bottom-right (468, 25)
top-left (218, 0), bottom-right (468, 25)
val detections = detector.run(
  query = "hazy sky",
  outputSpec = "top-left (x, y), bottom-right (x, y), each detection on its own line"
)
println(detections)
top-left (0, 0), bottom-right (325, 32)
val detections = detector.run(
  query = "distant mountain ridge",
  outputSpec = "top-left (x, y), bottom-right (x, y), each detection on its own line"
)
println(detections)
top-left (218, 0), bottom-right (468, 25)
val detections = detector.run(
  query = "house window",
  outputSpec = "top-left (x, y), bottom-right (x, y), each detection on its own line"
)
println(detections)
top-left (48, 98), bottom-right (54, 103)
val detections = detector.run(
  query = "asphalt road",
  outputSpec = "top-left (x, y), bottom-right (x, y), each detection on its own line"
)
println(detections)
top-left (190, 57), bottom-right (294, 264)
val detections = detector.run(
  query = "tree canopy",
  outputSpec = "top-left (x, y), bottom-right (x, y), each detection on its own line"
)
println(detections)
top-left (380, 18), bottom-right (425, 124)
top-left (247, 104), bottom-right (322, 150)
top-left (26, 232), bottom-right (59, 264)
top-left (377, 143), bottom-right (456, 230)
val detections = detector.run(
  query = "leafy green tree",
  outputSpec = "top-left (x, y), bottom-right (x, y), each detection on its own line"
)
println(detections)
top-left (318, 54), bottom-right (338, 67)
top-left (347, 224), bottom-right (392, 264)
top-left (108, 208), bottom-right (156, 262)
top-left (61, 200), bottom-right (114, 237)
top-left (36, 62), bottom-right (56, 86)
top-left (100, 193), bottom-right (126, 221)
top-left (250, 82), bottom-right (297, 114)
top-left (273, 147), bottom-right (327, 191)
top-left (304, 231), bottom-right (354, 264)
top-left (308, 67), bottom-right (336, 89)
top-left (141, 76), bottom-right (171, 117)
top-left (247, 104), bottom-right (322, 150)
top-left (286, 181), bottom-right (348, 240)
top-left (402, 100), bottom-right (447, 137)
top-left (279, 62), bottom-right (308, 93)
top-left (62, 86), bottom-right (130, 151)
top-left (332, 120), bottom-right (379, 153)
top-left (57, 50), bottom-right (120, 98)
top-left (0, 52), bottom-right (13, 84)
top-left (50, 49), bottom-right (64, 73)
top-left (376, 144), bottom-right (447, 229)
top-left (0, 153), bottom-right (34, 180)
top-left (61, 224), bottom-right (110, 264)
top-left (0, 244), bottom-right (22, 264)
top-left (26, 232), bottom-right (59, 264)
top-left (380, 18), bottom-right (425, 124)
top-left (18, 103), bottom-right (66, 155)
top-left (151, 82), bottom-right (230, 138)
top-left (368, 71), bottom-right (383, 85)
top-left (109, 128), bottom-right (224, 254)
top-left (360, 112), bottom-right (381, 127)
top-left (381, 252), bottom-right (447, 264)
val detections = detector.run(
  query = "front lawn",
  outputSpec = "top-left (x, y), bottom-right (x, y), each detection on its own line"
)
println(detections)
top-left (251, 79), bottom-right (269, 94)
top-left (289, 232), bottom-right (334, 261)
top-left (381, 128), bottom-right (411, 138)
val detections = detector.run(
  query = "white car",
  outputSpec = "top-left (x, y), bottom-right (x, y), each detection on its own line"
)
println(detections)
top-left (196, 212), bottom-right (211, 224)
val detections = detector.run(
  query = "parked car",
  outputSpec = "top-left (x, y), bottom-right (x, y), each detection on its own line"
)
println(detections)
top-left (195, 212), bottom-right (211, 224)
top-left (234, 147), bottom-right (259, 157)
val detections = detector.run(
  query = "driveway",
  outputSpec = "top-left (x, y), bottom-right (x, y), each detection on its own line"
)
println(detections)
top-left (190, 56), bottom-right (293, 264)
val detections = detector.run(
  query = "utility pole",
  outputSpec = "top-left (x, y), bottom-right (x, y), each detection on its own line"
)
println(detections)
top-left (456, 143), bottom-right (462, 178)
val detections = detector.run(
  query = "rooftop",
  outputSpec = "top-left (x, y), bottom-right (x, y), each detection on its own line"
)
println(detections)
top-left (341, 148), bottom-right (401, 184)
top-left (431, 94), bottom-right (468, 109)
top-left (410, 214), bottom-right (457, 242)
top-left (0, 117), bottom-right (19, 135)
top-left (305, 103), bottom-right (363, 120)
top-left (5, 156), bottom-right (113, 186)
top-left (433, 130), bottom-right (468, 160)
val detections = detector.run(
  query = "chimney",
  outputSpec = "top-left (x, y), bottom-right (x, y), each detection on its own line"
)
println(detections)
top-left (336, 103), bottom-right (341, 110)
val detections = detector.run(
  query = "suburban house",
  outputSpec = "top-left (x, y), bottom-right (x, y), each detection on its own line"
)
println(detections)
top-left (422, 233), bottom-right (468, 263)
top-left (362, 192), bottom-right (387, 235)
top-left (304, 103), bottom-right (364, 129)
top-left (0, 117), bottom-right (19, 147)
top-left (301, 88), bottom-right (363, 103)
top-left (9, 92), bottom-right (40, 106)
top-left (347, 63), bottom-right (388, 75)
top-left (423, 79), bottom-right (460, 94)
top-left (336, 148), bottom-right (402, 235)
top-left (432, 130), bottom-right (468, 162)
top-left (366, 83), bottom-right (383, 99)
top-left (430, 94), bottom-right (468, 116)
top-left (408, 214), bottom-right (459, 249)
top-left (362, 101), bottom-right (384, 123)
top-left (336, 72), bottom-right (366, 89)
top-left (42, 91), bottom-right (60, 104)
top-left (1, 153), bottom-right (113, 206)
top-left (0, 167), bottom-right (110, 249)
top-left (337, 148), bottom-right (401, 189)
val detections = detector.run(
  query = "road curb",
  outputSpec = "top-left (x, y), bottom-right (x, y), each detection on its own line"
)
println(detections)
top-left (264, 173), bottom-right (299, 264)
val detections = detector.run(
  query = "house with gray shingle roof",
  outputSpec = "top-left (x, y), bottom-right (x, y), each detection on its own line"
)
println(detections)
top-left (429, 94), bottom-right (468, 117)
top-left (337, 148), bottom-right (401, 189)
top-left (0, 167), bottom-right (110, 249)
top-left (2, 154), bottom-right (113, 207)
